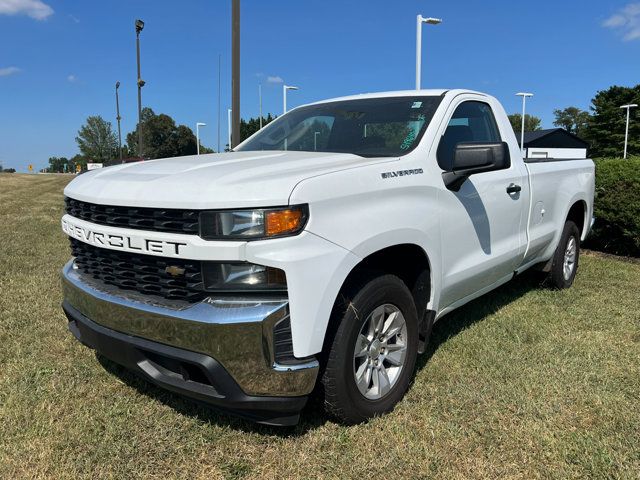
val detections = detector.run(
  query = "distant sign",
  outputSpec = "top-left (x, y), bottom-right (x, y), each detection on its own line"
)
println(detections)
top-left (28, 164), bottom-right (33, 172)
top-left (87, 163), bottom-right (104, 171)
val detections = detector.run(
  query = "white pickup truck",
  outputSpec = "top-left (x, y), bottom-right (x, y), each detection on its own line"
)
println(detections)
top-left (61, 89), bottom-right (594, 425)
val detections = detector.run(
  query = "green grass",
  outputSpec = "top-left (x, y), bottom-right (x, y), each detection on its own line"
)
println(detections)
top-left (1, 174), bottom-right (639, 479)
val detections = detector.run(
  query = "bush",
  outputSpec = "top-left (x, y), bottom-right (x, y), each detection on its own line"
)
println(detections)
top-left (584, 157), bottom-right (640, 257)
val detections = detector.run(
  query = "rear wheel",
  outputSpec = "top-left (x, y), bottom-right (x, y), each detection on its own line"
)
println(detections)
top-left (548, 220), bottom-right (580, 289)
top-left (321, 275), bottom-right (419, 424)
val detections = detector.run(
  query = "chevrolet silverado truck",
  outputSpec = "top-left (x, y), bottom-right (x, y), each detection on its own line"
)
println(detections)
top-left (61, 89), bottom-right (595, 425)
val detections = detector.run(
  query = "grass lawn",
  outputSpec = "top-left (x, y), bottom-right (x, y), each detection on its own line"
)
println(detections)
top-left (1, 174), bottom-right (639, 479)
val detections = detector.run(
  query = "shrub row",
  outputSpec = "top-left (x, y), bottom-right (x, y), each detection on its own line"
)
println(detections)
top-left (584, 157), bottom-right (640, 257)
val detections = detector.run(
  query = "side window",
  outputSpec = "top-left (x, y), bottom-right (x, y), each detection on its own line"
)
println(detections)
top-left (436, 101), bottom-right (501, 171)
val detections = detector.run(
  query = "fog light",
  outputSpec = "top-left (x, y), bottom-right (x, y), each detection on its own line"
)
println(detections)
top-left (202, 262), bottom-right (286, 291)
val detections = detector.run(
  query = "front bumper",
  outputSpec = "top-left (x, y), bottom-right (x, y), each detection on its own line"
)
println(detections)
top-left (61, 261), bottom-right (319, 425)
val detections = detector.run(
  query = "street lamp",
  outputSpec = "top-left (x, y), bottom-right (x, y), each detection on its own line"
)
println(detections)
top-left (516, 92), bottom-right (534, 157)
top-left (259, 83), bottom-right (263, 129)
top-left (415, 15), bottom-right (442, 90)
top-left (227, 108), bottom-right (232, 151)
top-left (135, 19), bottom-right (145, 159)
top-left (115, 81), bottom-right (123, 163)
top-left (314, 131), bottom-right (320, 151)
top-left (283, 84), bottom-right (299, 114)
top-left (620, 104), bottom-right (638, 159)
top-left (196, 122), bottom-right (207, 155)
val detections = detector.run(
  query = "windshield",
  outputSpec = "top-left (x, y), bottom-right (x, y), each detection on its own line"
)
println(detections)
top-left (236, 96), bottom-right (443, 158)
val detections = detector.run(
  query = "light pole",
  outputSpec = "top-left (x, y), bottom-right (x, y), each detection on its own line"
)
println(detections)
top-left (415, 15), bottom-right (442, 90)
top-left (196, 122), bottom-right (207, 155)
top-left (135, 19), bottom-right (145, 159)
top-left (217, 53), bottom-right (221, 153)
top-left (227, 108), bottom-right (232, 151)
top-left (314, 131), bottom-right (320, 151)
top-left (259, 83), bottom-right (263, 129)
top-left (620, 104), bottom-right (638, 159)
top-left (516, 92), bottom-right (534, 157)
top-left (283, 85), bottom-right (299, 114)
top-left (115, 81), bottom-right (123, 163)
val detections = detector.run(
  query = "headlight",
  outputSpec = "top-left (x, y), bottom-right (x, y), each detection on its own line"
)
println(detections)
top-left (200, 205), bottom-right (308, 240)
top-left (202, 262), bottom-right (287, 291)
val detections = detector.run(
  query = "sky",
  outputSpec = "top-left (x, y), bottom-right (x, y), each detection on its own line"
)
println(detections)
top-left (0, 0), bottom-right (639, 172)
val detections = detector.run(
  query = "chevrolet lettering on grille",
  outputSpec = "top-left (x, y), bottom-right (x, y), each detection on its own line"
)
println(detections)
top-left (62, 218), bottom-right (187, 256)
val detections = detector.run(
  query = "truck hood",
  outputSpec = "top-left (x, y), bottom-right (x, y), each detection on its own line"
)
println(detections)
top-left (64, 151), bottom-right (395, 209)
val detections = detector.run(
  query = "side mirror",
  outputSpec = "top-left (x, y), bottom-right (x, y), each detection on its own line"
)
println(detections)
top-left (442, 142), bottom-right (510, 191)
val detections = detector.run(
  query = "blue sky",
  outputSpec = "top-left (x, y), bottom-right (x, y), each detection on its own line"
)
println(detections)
top-left (1, 0), bottom-right (639, 172)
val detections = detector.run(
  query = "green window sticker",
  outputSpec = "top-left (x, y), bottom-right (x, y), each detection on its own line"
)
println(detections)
top-left (400, 130), bottom-right (416, 150)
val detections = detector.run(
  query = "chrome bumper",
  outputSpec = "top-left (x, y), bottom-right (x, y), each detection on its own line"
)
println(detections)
top-left (61, 260), bottom-right (319, 397)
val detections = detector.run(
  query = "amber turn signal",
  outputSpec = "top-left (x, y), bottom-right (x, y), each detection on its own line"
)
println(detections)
top-left (266, 208), bottom-right (305, 236)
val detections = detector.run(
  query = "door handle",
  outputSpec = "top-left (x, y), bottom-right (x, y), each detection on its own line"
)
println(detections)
top-left (506, 184), bottom-right (522, 194)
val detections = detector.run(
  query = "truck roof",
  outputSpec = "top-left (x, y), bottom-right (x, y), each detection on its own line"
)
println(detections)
top-left (303, 89), bottom-right (487, 107)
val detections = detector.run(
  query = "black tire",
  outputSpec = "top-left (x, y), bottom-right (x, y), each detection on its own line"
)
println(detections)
top-left (548, 220), bottom-right (581, 289)
top-left (321, 274), bottom-right (419, 424)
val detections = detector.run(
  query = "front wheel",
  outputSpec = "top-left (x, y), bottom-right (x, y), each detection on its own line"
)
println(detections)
top-left (321, 275), bottom-right (419, 424)
top-left (548, 220), bottom-right (581, 289)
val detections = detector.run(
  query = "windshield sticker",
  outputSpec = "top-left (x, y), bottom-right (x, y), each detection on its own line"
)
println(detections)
top-left (400, 130), bottom-right (417, 150)
top-left (411, 101), bottom-right (423, 109)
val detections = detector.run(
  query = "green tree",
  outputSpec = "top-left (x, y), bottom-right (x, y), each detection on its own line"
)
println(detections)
top-left (75, 116), bottom-right (118, 165)
top-left (553, 107), bottom-right (591, 137)
top-left (237, 114), bottom-right (276, 146)
top-left (126, 108), bottom-right (212, 159)
top-left (508, 114), bottom-right (542, 134)
top-left (69, 154), bottom-right (87, 172)
top-left (584, 85), bottom-right (640, 158)
top-left (47, 156), bottom-right (70, 173)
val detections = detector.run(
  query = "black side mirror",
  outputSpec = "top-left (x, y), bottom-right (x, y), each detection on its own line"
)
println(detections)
top-left (442, 142), bottom-right (510, 191)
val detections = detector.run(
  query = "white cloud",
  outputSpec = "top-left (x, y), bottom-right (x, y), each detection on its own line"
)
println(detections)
top-left (0, 66), bottom-right (21, 77)
top-left (603, 3), bottom-right (640, 41)
top-left (0, 0), bottom-right (53, 20)
top-left (266, 75), bottom-right (284, 84)
top-left (67, 74), bottom-right (76, 82)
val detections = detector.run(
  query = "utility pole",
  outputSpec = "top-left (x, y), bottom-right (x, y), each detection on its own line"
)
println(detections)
top-left (231, 0), bottom-right (240, 148)
top-left (115, 81), bottom-right (123, 163)
top-left (135, 19), bottom-right (145, 159)
top-left (620, 104), bottom-right (638, 159)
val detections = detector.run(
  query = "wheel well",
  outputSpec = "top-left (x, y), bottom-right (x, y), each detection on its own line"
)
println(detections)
top-left (319, 244), bottom-right (431, 363)
top-left (567, 201), bottom-right (586, 238)
top-left (340, 244), bottom-right (431, 314)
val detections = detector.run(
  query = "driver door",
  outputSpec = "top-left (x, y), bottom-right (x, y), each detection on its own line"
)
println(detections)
top-left (436, 97), bottom-right (528, 308)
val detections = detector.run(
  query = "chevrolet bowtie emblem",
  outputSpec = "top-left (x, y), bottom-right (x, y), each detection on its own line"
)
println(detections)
top-left (165, 265), bottom-right (186, 277)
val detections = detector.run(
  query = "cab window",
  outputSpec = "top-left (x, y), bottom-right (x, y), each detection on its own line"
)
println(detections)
top-left (437, 101), bottom-right (501, 171)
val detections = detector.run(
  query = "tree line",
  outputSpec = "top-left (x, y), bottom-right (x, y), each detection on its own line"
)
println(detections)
top-left (47, 108), bottom-right (276, 173)
top-left (507, 84), bottom-right (640, 158)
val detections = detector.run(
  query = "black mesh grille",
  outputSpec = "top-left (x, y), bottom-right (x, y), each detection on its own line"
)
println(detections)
top-left (65, 197), bottom-right (200, 235)
top-left (70, 239), bottom-right (206, 302)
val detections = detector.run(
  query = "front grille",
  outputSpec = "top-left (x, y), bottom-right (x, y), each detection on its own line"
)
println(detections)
top-left (70, 238), bottom-right (206, 302)
top-left (65, 197), bottom-right (200, 235)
